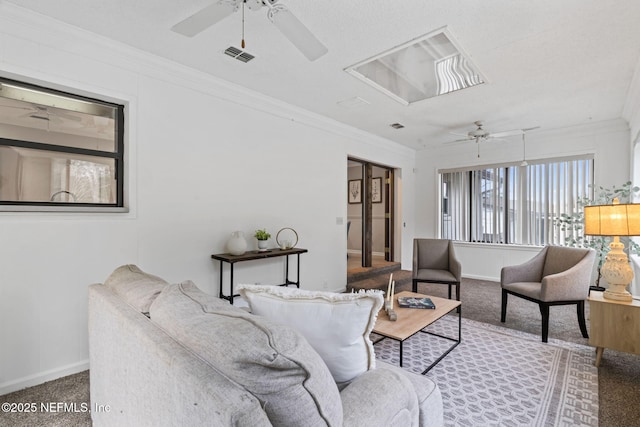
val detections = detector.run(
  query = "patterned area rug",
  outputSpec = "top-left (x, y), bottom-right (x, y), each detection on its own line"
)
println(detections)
top-left (373, 316), bottom-right (598, 427)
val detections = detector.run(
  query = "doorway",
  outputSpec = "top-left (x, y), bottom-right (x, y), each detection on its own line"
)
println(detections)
top-left (347, 158), bottom-right (395, 269)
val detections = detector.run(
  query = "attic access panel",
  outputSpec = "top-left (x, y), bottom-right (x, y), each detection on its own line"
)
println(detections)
top-left (345, 27), bottom-right (485, 105)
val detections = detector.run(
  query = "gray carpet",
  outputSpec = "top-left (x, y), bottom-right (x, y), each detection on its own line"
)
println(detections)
top-left (0, 370), bottom-right (90, 426)
top-left (1, 277), bottom-right (639, 426)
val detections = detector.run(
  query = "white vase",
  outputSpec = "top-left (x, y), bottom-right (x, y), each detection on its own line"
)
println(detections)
top-left (257, 239), bottom-right (269, 251)
top-left (227, 231), bottom-right (247, 255)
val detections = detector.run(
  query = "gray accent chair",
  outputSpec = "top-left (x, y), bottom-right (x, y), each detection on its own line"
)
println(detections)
top-left (412, 239), bottom-right (462, 301)
top-left (500, 245), bottom-right (596, 343)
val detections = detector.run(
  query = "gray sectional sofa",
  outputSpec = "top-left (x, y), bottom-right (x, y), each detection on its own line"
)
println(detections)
top-left (88, 265), bottom-right (444, 426)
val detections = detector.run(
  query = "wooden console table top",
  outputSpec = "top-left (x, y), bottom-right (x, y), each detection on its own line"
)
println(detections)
top-left (211, 247), bottom-right (308, 263)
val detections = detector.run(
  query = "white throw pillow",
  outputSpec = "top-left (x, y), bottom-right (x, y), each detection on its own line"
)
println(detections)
top-left (238, 285), bottom-right (384, 383)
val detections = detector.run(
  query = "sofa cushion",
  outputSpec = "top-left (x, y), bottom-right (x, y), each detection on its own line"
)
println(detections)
top-left (149, 281), bottom-right (343, 427)
top-left (238, 285), bottom-right (384, 384)
top-left (104, 264), bottom-right (168, 313)
top-left (376, 361), bottom-right (444, 427)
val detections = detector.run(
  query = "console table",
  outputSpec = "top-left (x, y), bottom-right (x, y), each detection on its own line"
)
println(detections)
top-left (588, 291), bottom-right (640, 366)
top-left (211, 248), bottom-right (308, 304)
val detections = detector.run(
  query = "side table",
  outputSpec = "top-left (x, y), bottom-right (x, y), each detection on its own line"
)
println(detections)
top-left (588, 291), bottom-right (640, 366)
top-left (211, 248), bottom-right (307, 304)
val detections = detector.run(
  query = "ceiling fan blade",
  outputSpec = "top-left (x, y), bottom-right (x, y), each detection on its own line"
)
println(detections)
top-left (443, 137), bottom-right (473, 145)
top-left (24, 112), bottom-right (63, 125)
top-left (53, 110), bottom-right (82, 122)
top-left (492, 125), bottom-right (541, 138)
top-left (0, 104), bottom-right (33, 111)
top-left (267, 5), bottom-right (328, 61)
top-left (45, 106), bottom-right (82, 122)
top-left (522, 126), bottom-right (541, 132)
top-left (171, 2), bottom-right (236, 37)
top-left (448, 131), bottom-right (469, 137)
top-left (490, 129), bottom-right (524, 138)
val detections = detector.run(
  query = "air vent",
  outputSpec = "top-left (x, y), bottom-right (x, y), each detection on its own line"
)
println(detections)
top-left (224, 46), bottom-right (255, 63)
top-left (390, 123), bottom-right (405, 129)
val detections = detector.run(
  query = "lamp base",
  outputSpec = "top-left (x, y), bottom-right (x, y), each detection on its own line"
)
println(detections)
top-left (604, 284), bottom-right (633, 301)
top-left (601, 239), bottom-right (634, 302)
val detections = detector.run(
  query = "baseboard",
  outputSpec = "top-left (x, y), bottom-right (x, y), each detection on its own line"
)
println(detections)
top-left (347, 250), bottom-right (386, 257)
top-left (0, 359), bottom-right (89, 396)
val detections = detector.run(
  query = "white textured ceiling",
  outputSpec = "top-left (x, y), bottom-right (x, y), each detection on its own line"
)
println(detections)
top-left (7, 0), bottom-right (640, 150)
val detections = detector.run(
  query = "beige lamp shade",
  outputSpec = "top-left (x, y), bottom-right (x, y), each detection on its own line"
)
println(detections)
top-left (584, 199), bottom-right (640, 236)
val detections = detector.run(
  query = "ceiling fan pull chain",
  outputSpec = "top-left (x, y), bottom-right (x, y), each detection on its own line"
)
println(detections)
top-left (241, 1), bottom-right (246, 48)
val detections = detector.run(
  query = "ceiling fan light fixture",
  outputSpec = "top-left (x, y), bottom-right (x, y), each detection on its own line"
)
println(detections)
top-left (468, 122), bottom-right (489, 139)
top-left (244, 0), bottom-right (263, 12)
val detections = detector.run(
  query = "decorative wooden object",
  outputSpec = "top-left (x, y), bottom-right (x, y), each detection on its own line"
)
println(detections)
top-left (385, 274), bottom-right (397, 321)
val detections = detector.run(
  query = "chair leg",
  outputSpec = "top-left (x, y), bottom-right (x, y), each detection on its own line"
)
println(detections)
top-left (577, 301), bottom-right (589, 339)
top-left (539, 303), bottom-right (549, 343)
top-left (500, 289), bottom-right (508, 323)
top-left (455, 282), bottom-right (460, 301)
top-left (412, 279), bottom-right (418, 293)
top-left (447, 283), bottom-right (452, 299)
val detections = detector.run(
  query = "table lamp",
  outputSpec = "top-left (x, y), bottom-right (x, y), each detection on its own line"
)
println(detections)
top-left (584, 198), bottom-right (640, 301)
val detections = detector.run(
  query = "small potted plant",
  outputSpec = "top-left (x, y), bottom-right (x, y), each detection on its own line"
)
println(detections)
top-left (254, 228), bottom-right (271, 251)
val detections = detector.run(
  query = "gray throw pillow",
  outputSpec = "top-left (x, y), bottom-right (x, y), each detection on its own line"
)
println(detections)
top-left (104, 264), bottom-right (168, 313)
top-left (149, 281), bottom-right (343, 427)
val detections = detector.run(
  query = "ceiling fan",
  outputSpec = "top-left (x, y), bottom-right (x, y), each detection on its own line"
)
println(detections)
top-left (24, 105), bottom-right (82, 124)
top-left (170, 0), bottom-right (328, 61)
top-left (447, 121), bottom-right (539, 144)
top-left (445, 121), bottom-right (540, 158)
top-left (0, 102), bottom-right (82, 124)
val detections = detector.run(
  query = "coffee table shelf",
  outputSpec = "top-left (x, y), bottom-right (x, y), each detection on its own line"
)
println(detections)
top-left (372, 291), bottom-right (461, 374)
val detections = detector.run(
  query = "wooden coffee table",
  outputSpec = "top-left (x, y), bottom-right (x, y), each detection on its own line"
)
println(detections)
top-left (372, 291), bottom-right (461, 374)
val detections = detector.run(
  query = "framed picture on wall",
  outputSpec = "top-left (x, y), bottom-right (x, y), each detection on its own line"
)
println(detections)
top-left (348, 179), bottom-right (362, 204)
top-left (372, 177), bottom-right (382, 203)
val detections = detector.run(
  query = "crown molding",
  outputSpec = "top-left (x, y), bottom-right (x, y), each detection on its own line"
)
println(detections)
top-left (0, 2), bottom-right (415, 159)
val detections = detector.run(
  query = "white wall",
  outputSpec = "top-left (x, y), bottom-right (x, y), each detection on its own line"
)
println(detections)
top-left (624, 54), bottom-right (640, 152)
top-left (415, 119), bottom-right (631, 281)
top-left (0, 5), bottom-right (416, 394)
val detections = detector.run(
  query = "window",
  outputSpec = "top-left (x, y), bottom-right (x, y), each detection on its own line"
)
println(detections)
top-left (0, 77), bottom-right (124, 210)
top-left (440, 156), bottom-right (593, 245)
